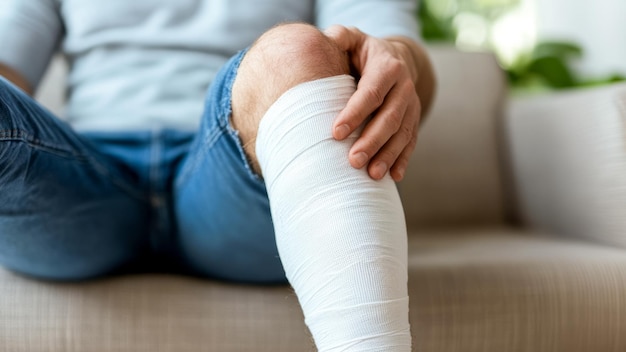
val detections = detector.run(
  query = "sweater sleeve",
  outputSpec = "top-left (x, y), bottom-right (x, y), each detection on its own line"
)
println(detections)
top-left (0, 0), bottom-right (63, 89)
top-left (315, 0), bottom-right (420, 42)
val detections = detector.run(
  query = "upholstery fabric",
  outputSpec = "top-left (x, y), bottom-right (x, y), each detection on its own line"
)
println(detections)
top-left (1, 228), bottom-right (625, 352)
top-left (400, 46), bottom-right (508, 230)
top-left (409, 228), bottom-right (626, 352)
top-left (507, 84), bottom-right (626, 249)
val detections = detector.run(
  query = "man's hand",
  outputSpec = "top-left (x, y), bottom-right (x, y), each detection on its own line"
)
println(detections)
top-left (325, 25), bottom-right (431, 182)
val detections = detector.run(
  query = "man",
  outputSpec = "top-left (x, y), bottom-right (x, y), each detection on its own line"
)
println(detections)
top-left (0, 0), bottom-right (435, 350)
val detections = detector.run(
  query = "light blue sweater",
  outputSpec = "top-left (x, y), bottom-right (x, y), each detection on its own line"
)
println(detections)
top-left (0, 0), bottom-right (420, 131)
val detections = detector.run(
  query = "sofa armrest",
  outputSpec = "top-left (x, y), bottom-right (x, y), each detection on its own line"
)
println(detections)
top-left (506, 83), bottom-right (626, 249)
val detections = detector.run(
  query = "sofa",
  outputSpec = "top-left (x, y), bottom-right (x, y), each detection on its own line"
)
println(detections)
top-left (1, 46), bottom-right (625, 351)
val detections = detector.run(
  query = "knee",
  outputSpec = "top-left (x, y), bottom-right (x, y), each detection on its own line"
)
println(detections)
top-left (251, 23), bottom-right (349, 84)
top-left (235, 23), bottom-right (350, 114)
top-left (231, 23), bottom-right (351, 175)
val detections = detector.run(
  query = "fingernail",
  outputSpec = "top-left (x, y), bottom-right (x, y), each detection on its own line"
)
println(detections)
top-left (373, 161), bottom-right (388, 179)
top-left (335, 124), bottom-right (351, 139)
top-left (353, 152), bottom-right (369, 168)
top-left (397, 165), bottom-right (406, 180)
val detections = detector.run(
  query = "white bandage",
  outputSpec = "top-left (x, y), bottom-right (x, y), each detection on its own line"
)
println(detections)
top-left (256, 75), bottom-right (411, 351)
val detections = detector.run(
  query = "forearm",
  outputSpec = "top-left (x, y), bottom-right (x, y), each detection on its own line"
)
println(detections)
top-left (0, 63), bottom-right (32, 95)
top-left (386, 36), bottom-right (436, 118)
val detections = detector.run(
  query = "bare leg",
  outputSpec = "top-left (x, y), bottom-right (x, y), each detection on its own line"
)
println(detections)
top-left (231, 23), bottom-right (350, 175)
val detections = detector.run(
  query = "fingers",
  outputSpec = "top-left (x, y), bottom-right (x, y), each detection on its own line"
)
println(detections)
top-left (334, 76), bottom-right (395, 141)
top-left (333, 56), bottom-right (403, 140)
top-left (366, 89), bottom-right (420, 181)
top-left (324, 26), bottom-right (423, 181)
top-left (389, 137), bottom-right (417, 181)
top-left (348, 81), bottom-right (408, 166)
top-left (366, 128), bottom-right (411, 180)
top-left (390, 97), bottom-right (421, 181)
top-left (324, 25), bottom-right (363, 52)
top-left (349, 79), bottom-right (418, 174)
top-left (326, 26), bottom-right (400, 142)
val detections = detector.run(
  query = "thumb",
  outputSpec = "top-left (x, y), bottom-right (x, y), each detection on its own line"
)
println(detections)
top-left (323, 25), bottom-right (359, 52)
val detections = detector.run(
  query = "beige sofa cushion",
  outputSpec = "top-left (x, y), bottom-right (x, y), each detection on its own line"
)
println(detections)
top-left (400, 47), bottom-right (508, 230)
top-left (2, 228), bottom-right (625, 352)
top-left (507, 84), bottom-right (626, 249)
top-left (410, 229), bottom-right (626, 352)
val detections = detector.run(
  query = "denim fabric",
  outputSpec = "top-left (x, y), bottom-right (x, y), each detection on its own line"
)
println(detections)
top-left (0, 49), bottom-right (286, 284)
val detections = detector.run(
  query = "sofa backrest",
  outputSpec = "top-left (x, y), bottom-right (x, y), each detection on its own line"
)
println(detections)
top-left (399, 46), bottom-right (508, 231)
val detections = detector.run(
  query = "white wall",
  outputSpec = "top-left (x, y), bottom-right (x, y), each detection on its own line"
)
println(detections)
top-left (535, 0), bottom-right (626, 77)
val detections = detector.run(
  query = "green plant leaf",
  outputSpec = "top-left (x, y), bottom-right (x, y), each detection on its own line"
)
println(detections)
top-left (415, 5), bottom-right (621, 91)
top-left (418, 1), bottom-right (457, 41)
top-left (578, 74), bottom-right (626, 87)
top-left (526, 56), bottom-right (577, 88)
top-left (532, 41), bottom-right (582, 60)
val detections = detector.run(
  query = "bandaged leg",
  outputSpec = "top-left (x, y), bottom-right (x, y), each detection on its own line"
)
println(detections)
top-left (256, 75), bottom-right (411, 351)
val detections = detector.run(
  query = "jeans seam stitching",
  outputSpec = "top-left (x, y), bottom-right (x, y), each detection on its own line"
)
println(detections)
top-left (0, 129), bottom-right (81, 158)
top-left (0, 129), bottom-right (148, 203)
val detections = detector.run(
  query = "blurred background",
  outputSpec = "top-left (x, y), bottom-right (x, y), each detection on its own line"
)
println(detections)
top-left (418, 0), bottom-right (626, 93)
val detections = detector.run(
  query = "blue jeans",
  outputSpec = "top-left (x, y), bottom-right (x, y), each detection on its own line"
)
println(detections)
top-left (0, 50), bottom-right (286, 284)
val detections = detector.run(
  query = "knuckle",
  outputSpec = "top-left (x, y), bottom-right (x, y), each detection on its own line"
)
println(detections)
top-left (387, 58), bottom-right (403, 75)
top-left (347, 26), bottom-right (361, 34)
top-left (407, 133), bottom-right (418, 150)
top-left (378, 149), bottom-right (397, 162)
top-left (407, 136), bottom-right (418, 151)
top-left (335, 25), bottom-right (350, 37)
top-left (363, 136), bottom-right (384, 153)
top-left (383, 109), bottom-right (403, 131)
top-left (415, 96), bottom-right (423, 113)
top-left (399, 123), bottom-right (413, 141)
top-left (402, 79), bottom-right (416, 94)
top-left (364, 86), bottom-right (385, 106)
top-left (409, 99), bottom-right (421, 120)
